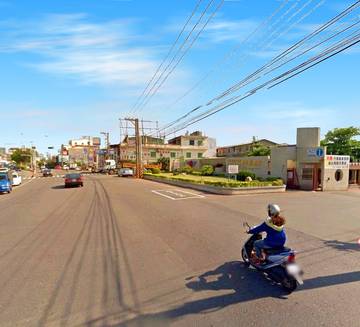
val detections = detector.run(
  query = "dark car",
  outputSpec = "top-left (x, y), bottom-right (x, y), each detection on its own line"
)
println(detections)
top-left (64, 173), bottom-right (83, 188)
top-left (42, 169), bottom-right (53, 177)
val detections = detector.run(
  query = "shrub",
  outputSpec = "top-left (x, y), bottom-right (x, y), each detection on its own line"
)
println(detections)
top-left (271, 179), bottom-right (284, 186)
top-left (181, 165), bottom-right (193, 174)
top-left (266, 176), bottom-right (282, 182)
top-left (151, 167), bottom-right (161, 174)
top-left (237, 170), bottom-right (256, 181)
top-left (172, 170), bottom-right (180, 175)
top-left (191, 170), bottom-right (202, 176)
top-left (201, 165), bottom-right (214, 176)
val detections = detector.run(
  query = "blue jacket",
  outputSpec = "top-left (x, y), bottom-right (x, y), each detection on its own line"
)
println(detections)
top-left (248, 217), bottom-right (286, 247)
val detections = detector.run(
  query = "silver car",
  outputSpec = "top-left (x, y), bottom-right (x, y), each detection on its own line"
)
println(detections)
top-left (117, 168), bottom-right (134, 177)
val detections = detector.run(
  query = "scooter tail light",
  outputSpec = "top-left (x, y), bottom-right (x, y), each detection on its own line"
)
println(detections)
top-left (288, 253), bottom-right (296, 263)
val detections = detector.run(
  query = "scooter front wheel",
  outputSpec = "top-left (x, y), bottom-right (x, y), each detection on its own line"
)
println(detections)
top-left (241, 248), bottom-right (250, 267)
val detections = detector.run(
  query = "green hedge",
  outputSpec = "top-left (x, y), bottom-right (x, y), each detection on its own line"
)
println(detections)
top-left (145, 173), bottom-right (284, 188)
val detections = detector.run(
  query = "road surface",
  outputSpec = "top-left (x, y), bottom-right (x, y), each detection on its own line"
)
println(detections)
top-left (0, 174), bottom-right (359, 326)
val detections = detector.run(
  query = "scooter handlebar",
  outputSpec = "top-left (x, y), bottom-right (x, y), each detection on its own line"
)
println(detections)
top-left (243, 222), bottom-right (251, 233)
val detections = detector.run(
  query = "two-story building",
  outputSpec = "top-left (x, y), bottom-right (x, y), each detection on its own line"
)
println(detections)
top-left (111, 131), bottom-right (216, 169)
top-left (216, 139), bottom-right (278, 157)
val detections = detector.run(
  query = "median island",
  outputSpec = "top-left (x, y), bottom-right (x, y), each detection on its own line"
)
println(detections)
top-left (144, 168), bottom-right (285, 195)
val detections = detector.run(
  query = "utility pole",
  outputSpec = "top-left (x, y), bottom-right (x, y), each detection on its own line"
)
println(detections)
top-left (100, 132), bottom-right (110, 158)
top-left (135, 118), bottom-right (143, 178)
top-left (124, 118), bottom-right (143, 178)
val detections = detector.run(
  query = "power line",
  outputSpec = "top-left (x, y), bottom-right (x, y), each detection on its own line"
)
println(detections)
top-left (132, 0), bottom-right (218, 114)
top-left (156, 0), bottom-right (328, 134)
top-left (161, 1), bottom-right (360, 135)
top-left (164, 32), bottom-right (360, 136)
top-left (129, 0), bottom-right (204, 115)
top-left (134, 0), bottom-right (225, 115)
top-left (161, 0), bottom-right (291, 117)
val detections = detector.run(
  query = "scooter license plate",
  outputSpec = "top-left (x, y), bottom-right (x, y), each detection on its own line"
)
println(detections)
top-left (287, 264), bottom-right (300, 275)
top-left (286, 264), bottom-right (304, 285)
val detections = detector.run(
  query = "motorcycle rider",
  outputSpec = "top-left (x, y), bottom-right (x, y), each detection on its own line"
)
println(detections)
top-left (247, 204), bottom-right (286, 264)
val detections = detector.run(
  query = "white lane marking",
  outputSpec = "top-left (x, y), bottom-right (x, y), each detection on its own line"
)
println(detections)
top-left (151, 189), bottom-right (205, 200)
top-left (152, 190), bottom-right (177, 200)
top-left (170, 189), bottom-right (205, 198)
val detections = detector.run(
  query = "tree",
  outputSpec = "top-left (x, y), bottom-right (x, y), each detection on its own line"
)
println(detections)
top-left (321, 127), bottom-right (360, 161)
top-left (156, 157), bottom-right (170, 171)
top-left (247, 144), bottom-right (271, 156)
top-left (11, 149), bottom-right (32, 165)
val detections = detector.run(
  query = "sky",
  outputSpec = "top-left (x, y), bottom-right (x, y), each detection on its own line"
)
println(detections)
top-left (0, 0), bottom-right (359, 154)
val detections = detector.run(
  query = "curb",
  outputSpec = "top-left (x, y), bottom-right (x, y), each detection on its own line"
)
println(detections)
top-left (144, 175), bottom-right (286, 195)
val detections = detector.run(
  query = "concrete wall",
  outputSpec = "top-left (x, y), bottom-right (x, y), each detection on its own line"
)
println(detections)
top-left (322, 155), bottom-right (350, 191)
top-left (199, 156), bottom-right (270, 179)
top-left (226, 156), bottom-right (270, 179)
top-left (270, 146), bottom-right (296, 181)
top-left (296, 127), bottom-right (320, 147)
top-left (322, 168), bottom-right (349, 191)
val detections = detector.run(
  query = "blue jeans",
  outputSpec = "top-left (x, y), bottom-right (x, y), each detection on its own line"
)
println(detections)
top-left (254, 240), bottom-right (271, 258)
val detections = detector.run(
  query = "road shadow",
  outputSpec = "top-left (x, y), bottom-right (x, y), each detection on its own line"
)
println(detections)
top-left (79, 261), bottom-right (360, 327)
top-left (323, 239), bottom-right (360, 252)
top-left (51, 185), bottom-right (66, 190)
top-left (81, 261), bottom-right (289, 326)
top-left (301, 270), bottom-right (360, 291)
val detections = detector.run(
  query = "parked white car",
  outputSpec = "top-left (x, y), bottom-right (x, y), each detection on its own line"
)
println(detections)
top-left (118, 168), bottom-right (134, 177)
top-left (12, 172), bottom-right (22, 186)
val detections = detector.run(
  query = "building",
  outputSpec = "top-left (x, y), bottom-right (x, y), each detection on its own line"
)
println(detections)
top-left (216, 139), bottom-right (278, 157)
top-left (270, 127), bottom-right (350, 191)
top-left (349, 162), bottom-right (360, 187)
top-left (197, 128), bottom-right (354, 191)
top-left (63, 136), bottom-right (101, 168)
top-left (111, 131), bottom-right (216, 169)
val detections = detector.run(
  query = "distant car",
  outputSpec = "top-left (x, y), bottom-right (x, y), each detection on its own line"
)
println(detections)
top-left (64, 173), bottom-right (83, 188)
top-left (118, 168), bottom-right (134, 177)
top-left (42, 169), bottom-right (53, 177)
top-left (54, 165), bottom-right (62, 170)
top-left (12, 172), bottom-right (22, 186)
top-left (75, 167), bottom-right (81, 171)
top-left (0, 173), bottom-right (12, 193)
top-left (63, 166), bottom-right (70, 170)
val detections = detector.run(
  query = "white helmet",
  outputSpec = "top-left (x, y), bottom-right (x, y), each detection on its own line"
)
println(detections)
top-left (268, 204), bottom-right (280, 217)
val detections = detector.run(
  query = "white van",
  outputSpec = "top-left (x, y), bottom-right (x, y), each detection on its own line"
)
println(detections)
top-left (12, 172), bottom-right (22, 186)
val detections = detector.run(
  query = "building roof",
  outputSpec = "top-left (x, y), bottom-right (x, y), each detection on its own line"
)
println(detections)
top-left (217, 139), bottom-right (278, 149)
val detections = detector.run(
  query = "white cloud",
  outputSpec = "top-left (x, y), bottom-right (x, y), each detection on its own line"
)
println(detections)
top-left (0, 14), bottom-right (166, 88)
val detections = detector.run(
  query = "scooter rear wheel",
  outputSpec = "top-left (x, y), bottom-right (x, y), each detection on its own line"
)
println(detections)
top-left (281, 276), bottom-right (297, 293)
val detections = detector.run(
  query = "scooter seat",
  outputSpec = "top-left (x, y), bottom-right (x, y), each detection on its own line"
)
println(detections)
top-left (264, 247), bottom-right (291, 254)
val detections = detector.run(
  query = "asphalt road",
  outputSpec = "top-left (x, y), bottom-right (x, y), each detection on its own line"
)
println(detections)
top-left (0, 174), bottom-right (359, 327)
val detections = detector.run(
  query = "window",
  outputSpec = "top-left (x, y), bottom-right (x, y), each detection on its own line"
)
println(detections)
top-left (189, 140), bottom-right (195, 146)
top-left (302, 168), bottom-right (313, 180)
top-left (198, 140), bottom-right (203, 146)
top-left (197, 153), bottom-right (203, 158)
top-left (170, 152), bottom-right (176, 158)
top-left (150, 152), bottom-right (156, 158)
top-left (186, 152), bottom-right (191, 158)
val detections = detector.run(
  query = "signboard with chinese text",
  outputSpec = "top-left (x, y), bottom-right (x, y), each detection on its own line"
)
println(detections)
top-left (324, 155), bottom-right (350, 169)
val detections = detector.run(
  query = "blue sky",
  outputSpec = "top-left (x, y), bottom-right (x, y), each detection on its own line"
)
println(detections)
top-left (0, 0), bottom-right (359, 154)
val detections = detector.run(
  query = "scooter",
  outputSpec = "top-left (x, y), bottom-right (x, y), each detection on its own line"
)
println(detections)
top-left (241, 222), bottom-right (303, 292)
